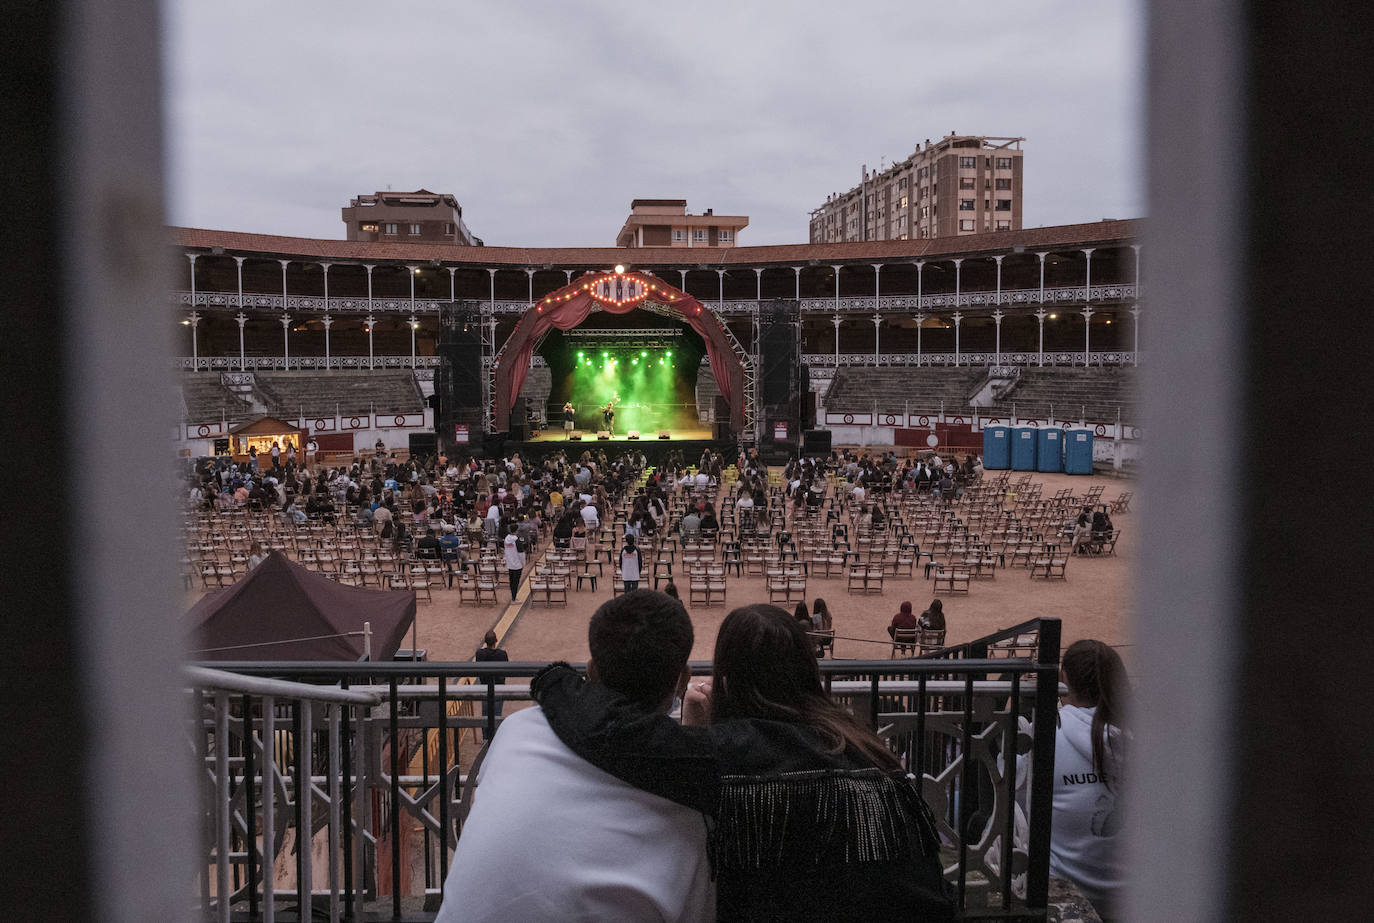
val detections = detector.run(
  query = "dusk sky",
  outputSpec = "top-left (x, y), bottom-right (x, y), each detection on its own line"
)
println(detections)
top-left (164, 0), bottom-right (1143, 247)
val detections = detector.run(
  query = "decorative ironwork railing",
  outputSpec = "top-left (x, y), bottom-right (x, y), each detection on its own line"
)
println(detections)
top-left (804, 351), bottom-right (1137, 367)
top-left (176, 356), bottom-right (442, 371)
top-left (188, 618), bottom-right (1062, 921)
top-left (172, 285), bottom-right (1138, 317)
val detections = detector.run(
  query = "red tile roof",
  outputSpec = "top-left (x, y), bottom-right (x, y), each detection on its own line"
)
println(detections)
top-left (171, 219), bottom-right (1140, 268)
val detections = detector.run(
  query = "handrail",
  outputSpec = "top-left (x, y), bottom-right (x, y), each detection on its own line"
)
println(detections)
top-left (184, 665), bottom-right (381, 705)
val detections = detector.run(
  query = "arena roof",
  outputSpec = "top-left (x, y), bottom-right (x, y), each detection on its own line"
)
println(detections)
top-left (171, 218), bottom-right (1140, 267)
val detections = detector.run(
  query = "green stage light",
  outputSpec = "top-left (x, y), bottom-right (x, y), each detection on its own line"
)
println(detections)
top-left (577, 351), bottom-right (584, 358)
top-left (665, 350), bottom-right (672, 357)
top-left (602, 352), bottom-right (608, 358)
top-left (658, 358), bottom-right (665, 366)
top-left (632, 358), bottom-right (638, 365)
top-left (641, 351), bottom-right (648, 357)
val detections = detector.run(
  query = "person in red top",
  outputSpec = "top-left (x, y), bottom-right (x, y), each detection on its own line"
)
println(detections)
top-left (887, 600), bottom-right (920, 639)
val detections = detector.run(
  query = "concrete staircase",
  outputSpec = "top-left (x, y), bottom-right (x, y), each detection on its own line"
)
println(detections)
top-left (250, 371), bottom-right (424, 418)
top-left (823, 368), bottom-right (985, 414)
top-left (988, 367), bottom-right (1137, 423)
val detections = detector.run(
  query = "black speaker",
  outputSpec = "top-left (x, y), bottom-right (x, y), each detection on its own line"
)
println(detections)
top-left (802, 429), bottom-right (832, 456)
top-left (760, 301), bottom-right (800, 406)
top-left (714, 394), bottom-right (730, 421)
top-left (439, 338), bottom-right (482, 402)
top-left (408, 433), bottom-right (438, 457)
top-left (714, 420), bottom-right (732, 439)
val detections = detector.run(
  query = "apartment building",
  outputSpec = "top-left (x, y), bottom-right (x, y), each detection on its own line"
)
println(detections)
top-left (809, 134), bottom-right (1024, 242)
top-left (616, 199), bottom-right (749, 248)
top-left (342, 189), bottom-right (482, 245)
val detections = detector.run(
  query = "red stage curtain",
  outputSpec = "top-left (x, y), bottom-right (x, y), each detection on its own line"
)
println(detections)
top-left (494, 277), bottom-right (745, 432)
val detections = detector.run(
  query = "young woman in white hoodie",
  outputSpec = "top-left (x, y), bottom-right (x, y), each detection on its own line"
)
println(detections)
top-left (1049, 639), bottom-right (1129, 921)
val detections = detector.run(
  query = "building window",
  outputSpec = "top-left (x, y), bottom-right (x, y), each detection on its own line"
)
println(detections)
top-left (897, 177), bottom-right (908, 190)
top-left (361, 223), bottom-right (379, 233)
top-left (444, 222), bottom-right (454, 235)
top-left (959, 199), bottom-right (975, 211)
top-left (996, 220), bottom-right (1012, 230)
top-left (718, 229), bottom-right (733, 242)
top-left (959, 156), bottom-right (977, 168)
top-left (917, 166), bottom-right (928, 179)
top-left (920, 206), bottom-right (929, 218)
top-left (673, 229), bottom-right (686, 242)
top-left (995, 199), bottom-right (1012, 211)
top-left (408, 223), bottom-right (421, 235)
top-left (693, 229), bottom-right (707, 243)
top-left (900, 195), bottom-right (908, 208)
top-left (996, 178), bottom-right (1012, 190)
top-left (959, 177), bottom-right (976, 189)
top-left (996, 156), bottom-right (1013, 169)
top-left (384, 223), bottom-right (397, 235)
top-left (959, 219), bottom-right (975, 231)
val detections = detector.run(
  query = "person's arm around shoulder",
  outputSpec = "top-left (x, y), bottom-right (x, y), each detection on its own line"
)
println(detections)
top-left (531, 664), bottom-right (718, 813)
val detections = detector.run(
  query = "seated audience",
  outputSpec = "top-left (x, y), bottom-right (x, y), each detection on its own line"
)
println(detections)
top-left (888, 600), bottom-right (920, 639)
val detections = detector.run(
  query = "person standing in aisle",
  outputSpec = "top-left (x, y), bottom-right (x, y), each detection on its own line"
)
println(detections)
top-left (503, 523), bottom-right (527, 601)
top-left (619, 535), bottom-right (643, 591)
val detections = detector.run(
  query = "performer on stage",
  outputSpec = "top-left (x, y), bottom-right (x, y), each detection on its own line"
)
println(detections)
top-left (563, 401), bottom-right (575, 433)
top-left (602, 397), bottom-right (617, 435)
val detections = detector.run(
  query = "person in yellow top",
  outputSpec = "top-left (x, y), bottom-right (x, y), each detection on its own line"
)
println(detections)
top-left (550, 487), bottom-right (564, 511)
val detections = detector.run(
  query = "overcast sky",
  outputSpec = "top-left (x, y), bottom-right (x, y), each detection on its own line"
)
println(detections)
top-left (163, 0), bottom-right (1143, 248)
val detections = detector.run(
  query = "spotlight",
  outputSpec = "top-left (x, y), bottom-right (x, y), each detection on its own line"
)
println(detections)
top-left (614, 264), bottom-right (625, 274)
top-left (577, 351), bottom-right (584, 358)
top-left (665, 350), bottom-right (672, 357)
top-left (632, 358), bottom-right (638, 365)
top-left (640, 351), bottom-right (647, 357)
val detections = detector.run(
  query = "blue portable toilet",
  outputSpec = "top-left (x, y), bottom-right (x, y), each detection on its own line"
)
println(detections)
top-left (1010, 425), bottom-right (1038, 470)
top-left (1036, 427), bottom-right (1064, 472)
top-left (982, 424), bottom-right (1011, 469)
top-left (1065, 427), bottom-right (1095, 475)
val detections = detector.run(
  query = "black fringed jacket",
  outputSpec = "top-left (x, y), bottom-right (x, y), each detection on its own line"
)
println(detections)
top-left (532, 664), bottom-right (955, 922)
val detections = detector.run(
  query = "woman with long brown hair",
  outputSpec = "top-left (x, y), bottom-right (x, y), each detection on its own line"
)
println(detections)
top-left (534, 604), bottom-right (953, 921)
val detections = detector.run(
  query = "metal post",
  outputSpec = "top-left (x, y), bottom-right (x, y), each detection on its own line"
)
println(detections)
top-left (872, 313), bottom-right (881, 365)
top-left (832, 314), bottom-right (841, 368)
top-left (187, 311), bottom-right (200, 369)
top-left (792, 266), bottom-right (801, 300)
top-left (1082, 306), bottom-right (1095, 366)
top-left (235, 312), bottom-right (247, 371)
top-left (366, 315), bottom-right (375, 369)
top-left (1131, 305), bottom-right (1141, 366)
top-left (1035, 308), bottom-right (1047, 368)
top-left (717, 268), bottom-right (725, 306)
top-left (992, 309), bottom-right (1004, 366)
top-left (953, 258), bottom-right (964, 309)
top-left (915, 313), bottom-right (925, 367)
top-left (187, 251), bottom-right (198, 310)
top-left (280, 313), bottom-right (290, 365)
top-left (1037, 251), bottom-right (1047, 306)
top-left (322, 315), bottom-right (332, 365)
top-left (994, 254), bottom-right (1004, 307)
top-left (279, 258), bottom-right (289, 315)
top-left (754, 267), bottom-right (763, 303)
top-left (953, 311), bottom-right (963, 366)
top-left (1082, 247), bottom-right (1096, 302)
top-left (487, 267), bottom-right (496, 306)
top-left (409, 314), bottom-right (418, 367)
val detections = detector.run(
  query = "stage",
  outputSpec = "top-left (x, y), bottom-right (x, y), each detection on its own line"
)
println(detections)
top-left (500, 428), bottom-right (736, 465)
top-left (523, 426), bottom-right (713, 443)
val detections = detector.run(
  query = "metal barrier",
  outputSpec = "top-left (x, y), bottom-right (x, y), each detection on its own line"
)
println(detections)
top-left (189, 617), bottom-right (1061, 921)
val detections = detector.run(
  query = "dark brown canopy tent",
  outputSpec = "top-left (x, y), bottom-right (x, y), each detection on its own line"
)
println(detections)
top-left (187, 551), bottom-right (415, 661)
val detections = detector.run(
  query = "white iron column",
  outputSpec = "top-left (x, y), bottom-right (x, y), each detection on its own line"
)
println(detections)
top-left (832, 264), bottom-right (842, 312)
top-left (678, 269), bottom-right (688, 293)
top-left (915, 260), bottom-right (925, 310)
top-left (872, 263), bottom-right (883, 364)
top-left (524, 267), bottom-right (534, 306)
top-left (872, 313), bottom-right (881, 365)
top-left (1037, 251), bottom-right (1048, 306)
top-left (716, 268), bottom-right (725, 306)
top-left (953, 311), bottom-right (964, 366)
top-left (992, 309), bottom-right (1005, 365)
top-left (1082, 247), bottom-right (1096, 302)
top-left (487, 267), bottom-right (496, 306)
top-left (278, 258), bottom-right (290, 314)
top-left (994, 255), bottom-right (1004, 307)
top-left (235, 312), bottom-right (247, 370)
top-left (914, 313), bottom-right (926, 367)
top-left (186, 311), bottom-right (200, 369)
top-left (953, 258), bottom-right (963, 309)
top-left (408, 315), bottom-right (418, 367)
top-left (1131, 243), bottom-right (1142, 293)
top-left (832, 313), bottom-right (841, 367)
top-left (365, 315), bottom-right (376, 369)
top-left (186, 252), bottom-right (198, 307)
top-left (563, 269), bottom-right (573, 285)
top-left (448, 266), bottom-right (456, 302)
top-left (320, 262), bottom-right (331, 314)
top-left (754, 267), bottom-right (763, 304)
top-left (280, 312), bottom-right (291, 364)
top-left (1081, 306), bottom-right (1096, 366)
top-left (1034, 308), bottom-right (1048, 368)
top-left (233, 256), bottom-right (245, 331)
top-left (409, 265), bottom-right (420, 367)
top-left (322, 315), bottom-right (333, 364)
top-left (1130, 305), bottom-right (1141, 367)
top-left (792, 266), bottom-right (802, 300)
